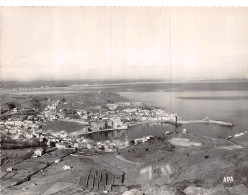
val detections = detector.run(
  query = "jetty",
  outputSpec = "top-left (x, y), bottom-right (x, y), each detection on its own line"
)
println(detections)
top-left (178, 118), bottom-right (234, 127)
top-left (129, 117), bottom-right (234, 127)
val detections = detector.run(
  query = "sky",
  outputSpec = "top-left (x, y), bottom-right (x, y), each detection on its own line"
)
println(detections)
top-left (1, 7), bottom-right (248, 81)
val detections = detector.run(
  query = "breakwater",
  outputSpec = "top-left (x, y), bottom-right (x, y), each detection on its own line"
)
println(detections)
top-left (178, 119), bottom-right (234, 127)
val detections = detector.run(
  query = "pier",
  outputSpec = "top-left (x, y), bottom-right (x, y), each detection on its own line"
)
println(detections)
top-left (178, 118), bottom-right (234, 127)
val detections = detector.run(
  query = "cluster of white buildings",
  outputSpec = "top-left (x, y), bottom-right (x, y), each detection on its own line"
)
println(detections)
top-left (103, 107), bottom-right (177, 124)
top-left (37, 100), bottom-right (176, 135)
top-left (134, 135), bottom-right (154, 145)
top-left (41, 100), bottom-right (65, 121)
top-left (1, 98), bottom-right (179, 156)
top-left (96, 139), bottom-right (130, 152)
top-left (0, 120), bottom-right (41, 140)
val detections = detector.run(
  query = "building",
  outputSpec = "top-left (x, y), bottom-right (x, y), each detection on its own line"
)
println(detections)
top-left (140, 115), bottom-right (151, 121)
top-left (25, 132), bottom-right (34, 139)
top-left (111, 117), bottom-right (128, 129)
top-left (54, 159), bottom-right (61, 163)
top-left (117, 102), bottom-right (143, 108)
top-left (33, 148), bottom-right (44, 158)
top-left (84, 139), bottom-right (95, 149)
top-left (56, 142), bottom-right (68, 149)
top-left (89, 120), bottom-right (107, 132)
top-left (47, 137), bottom-right (59, 147)
top-left (73, 142), bottom-right (87, 149)
top-left (134, 136), bottom-right (153, 145)
top-left (105, 119), bottom-right (113, 129)
top-left (7, 167), bottom-right (14, 172)
top-left (12, 134), bottom-right (20, 140)
top-left (62, 165), bottom-right (71, 170)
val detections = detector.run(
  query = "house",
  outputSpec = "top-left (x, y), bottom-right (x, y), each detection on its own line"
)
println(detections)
top-left (157, 116), bottom-right (170, 122)
top-left (9, 129), bottom-right (18, 134)
top-left (33, 148), bottom-right (44, 158)
top-left (56, 142), bottom-right (67, 149)
top-left (54, 159), bottom-right (61, 163)
top-left (134, 136), bottom-right (153, 145)
top-left (25, 132), bottom-right (34, 139)
top-left (62, 165), bottom-right (71, 170)
top-left (96, 142), bottom-right (105, 150)
top-left (112, 139), bottom-right (129, 148)
top-left (82, 114), bottom-right (90, 120)
top-left (140, 115), bottom-right (151, 121)
top-left (104, 145), bottom-right (113, 152)
top-left (47, 138), bottom-right (58, 147)
top-left (12, 134), bottom-right (20, 140)
top-left (74, 142), bottom-right (87, 149)
top-left (134, 138), bottom-right (146, 145)
top-left (85, 140), bottom-right (95, 149)
top-left (7, 167), bottom-right (13, 172)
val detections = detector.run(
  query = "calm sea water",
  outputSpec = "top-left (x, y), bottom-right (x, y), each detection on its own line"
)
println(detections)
top-left (5, 81), bottom-right (248, 140)
top-left (87, 81), bottom-right (248, 140)
top-left (118, 90), bottom-right (247, 139)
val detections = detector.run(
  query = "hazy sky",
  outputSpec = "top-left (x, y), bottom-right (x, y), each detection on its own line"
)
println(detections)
top-left (1, 7), bottom-right (248, 81)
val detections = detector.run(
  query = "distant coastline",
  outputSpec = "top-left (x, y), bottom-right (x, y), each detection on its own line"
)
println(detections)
top-left (1, 79), bottom-right (248, 91)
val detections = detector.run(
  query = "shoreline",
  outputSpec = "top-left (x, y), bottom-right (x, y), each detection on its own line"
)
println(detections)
top-left (69, 118), bottom-right (234, 137)
top-left (70, 126), bottom-right (128, 136)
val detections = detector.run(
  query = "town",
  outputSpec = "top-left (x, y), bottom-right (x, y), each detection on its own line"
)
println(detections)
top-left (1, 96), bottom-right (177, 154)
top-left (1, 92), bottom-right (248, 195)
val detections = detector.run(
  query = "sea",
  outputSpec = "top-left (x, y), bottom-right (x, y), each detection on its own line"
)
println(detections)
top-left (4, 80), bottom-right (248, 141)
top-left (87, 81), bottom-right (248, 140)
